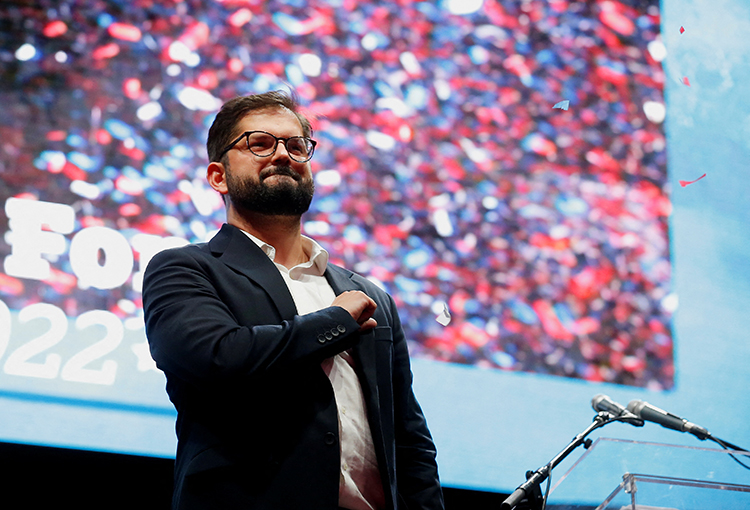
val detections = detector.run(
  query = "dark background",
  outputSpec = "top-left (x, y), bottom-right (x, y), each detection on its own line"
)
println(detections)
top-left (0, 441), bottom-right (508, 509)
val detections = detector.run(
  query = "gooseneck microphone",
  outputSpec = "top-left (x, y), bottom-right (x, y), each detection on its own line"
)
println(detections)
top-left (626, 400), bottom-right (710, 440)
top-left (591, 394), bottom-right (644, 426)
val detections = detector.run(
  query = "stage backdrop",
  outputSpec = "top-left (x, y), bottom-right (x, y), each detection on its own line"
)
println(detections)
top-left (0, 0), bottom-right (748, 496)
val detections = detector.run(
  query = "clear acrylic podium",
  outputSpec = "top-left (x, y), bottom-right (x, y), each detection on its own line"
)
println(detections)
top-left (543, 437), bottom-right (750, 509)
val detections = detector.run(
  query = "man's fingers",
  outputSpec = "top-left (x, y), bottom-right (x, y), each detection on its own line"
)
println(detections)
top-left (358, 317), bottom-right (377, 331)
top-left (332, 291), bottom-right (377, 323)
top-left (357, 298), bottom-right (377, 324)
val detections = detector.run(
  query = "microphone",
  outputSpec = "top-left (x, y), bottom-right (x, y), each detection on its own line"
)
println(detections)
top-left (591, 394), bottom-right (644, 426)
top-left (626, 400), bottom-right (710, 440)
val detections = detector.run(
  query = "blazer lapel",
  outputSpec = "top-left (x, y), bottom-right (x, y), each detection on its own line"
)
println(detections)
top-left (324, 265), bottom-right (377, 377)
top-left (209, 224), bottom-right (298, 320)
top-left (325, 264), bottom-right (381, 402)
top-left (323, 263), bottom-right (358, 295)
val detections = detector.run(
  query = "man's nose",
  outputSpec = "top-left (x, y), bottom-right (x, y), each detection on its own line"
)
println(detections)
top-left (271, 139), bottom-right (292, 162)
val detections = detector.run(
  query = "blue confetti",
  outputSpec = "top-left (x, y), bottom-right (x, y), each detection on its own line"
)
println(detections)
top-left (510, 299), bottom-right (539, 325)
top-left (272, 12), bottom-right (305, 36)
top-left (104, 118), bottom-right (136, 140)
top-left (491, 351), bottom-right (516, 368)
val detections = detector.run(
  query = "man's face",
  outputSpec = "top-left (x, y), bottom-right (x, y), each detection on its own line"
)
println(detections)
top-left (223, 107), bottom-right (315, 216)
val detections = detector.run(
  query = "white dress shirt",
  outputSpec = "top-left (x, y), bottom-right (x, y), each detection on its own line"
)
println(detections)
top-left (241, 230), bottom-right (385, 510)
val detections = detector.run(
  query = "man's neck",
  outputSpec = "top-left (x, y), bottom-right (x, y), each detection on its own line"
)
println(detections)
top-left (228, 210), bottom-right (307, 269)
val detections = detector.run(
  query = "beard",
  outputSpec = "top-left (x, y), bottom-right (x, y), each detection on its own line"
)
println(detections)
top-left (225, 164), bottom-right (315, 216)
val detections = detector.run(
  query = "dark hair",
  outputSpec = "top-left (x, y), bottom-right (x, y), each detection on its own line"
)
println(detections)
top-left (206, 90), bottom-right (312, 163)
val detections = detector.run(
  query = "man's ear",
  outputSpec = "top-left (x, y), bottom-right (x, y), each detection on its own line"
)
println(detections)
top-left (207, 161), bottom-right (228, 196)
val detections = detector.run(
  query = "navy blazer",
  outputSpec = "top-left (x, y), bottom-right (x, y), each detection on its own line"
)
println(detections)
top-left (142, 224), bottom-right (444, 510)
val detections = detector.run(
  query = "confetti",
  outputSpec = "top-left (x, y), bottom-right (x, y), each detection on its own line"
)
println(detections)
top-left (43, 20), bottom-right (68, 38)
top-left (228, 8), bottom-right (253, 27)
top-left (0, 0), bottom-right (674, 390)
top-left (679, 173), bottom-right (706, 187)
top-left (108, 22), bottom-right (142, 42)
top-left (436, 303), bottom-right (451, 326)
top-left (92, 42), bottom-right (120, 60)
top-left (682, 76), bottom-right (690, 86)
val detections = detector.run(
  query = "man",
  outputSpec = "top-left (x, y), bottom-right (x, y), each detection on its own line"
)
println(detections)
top-left (142, 90), bottom-right (444, 510)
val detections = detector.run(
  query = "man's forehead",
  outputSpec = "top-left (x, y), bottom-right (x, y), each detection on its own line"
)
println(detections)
top-left (238, 106), bottom-right (303, 132)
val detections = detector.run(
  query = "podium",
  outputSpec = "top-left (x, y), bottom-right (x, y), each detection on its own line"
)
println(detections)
top-left (543, 437), bottom-right (750, 509)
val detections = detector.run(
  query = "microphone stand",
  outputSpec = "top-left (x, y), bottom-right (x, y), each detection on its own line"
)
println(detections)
top-left (501, 412), bottom-right (616, 510)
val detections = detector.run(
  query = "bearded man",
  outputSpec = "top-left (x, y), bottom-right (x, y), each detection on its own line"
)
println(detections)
top-left (142, 91), bottom-right (444, 510)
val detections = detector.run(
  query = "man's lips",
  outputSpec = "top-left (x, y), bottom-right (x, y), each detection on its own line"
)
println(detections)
top-left (261, 167), bottom-right (300, 181)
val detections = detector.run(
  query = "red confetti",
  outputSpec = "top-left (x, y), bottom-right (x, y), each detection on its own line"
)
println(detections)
top-left (573, 317), bottom-right (600, 336)
top-left (108, 22), bottom-right (142, 42)
top-left (228, 8), bottom-right (253, 27)
top-left (679, 173), bottom-right (706, 187)
top-left (0, 273), bottom-right (24, 296)
top-left (599, 9), bottom-right (636, 36)
top-left (532, 299), bottom-right (574, 343)
top-left (296, 81), bottom-right (317, 101)
top-left (80, 216), bottom-right (106, 228)
top-left (92, 42), bottom-right (120, 60)
top-left (179, 22), bottom-right (210, 50)
top-left (119, 203), bottom-right (142, 216)
top-left (95, 129), bottom-right (112, 145)
top-left (680, 26), bottom-right (685, 34)
top-left (43, 20), bottom-right (68, 38)
top-left (123, 77), bottom-right (141, 99)
top-left (197, 70), bottom-right (219, 90)
top-left (43, 268), bottom-right (78, 294)
top-left (62, 161), bottom-right (86, 181)
top-left (227, 58), bottom-right (244, 73)
top-left (459, 322), bottom-right (491, 349)
top-left (255, 62), bottom-right (285, 75)
top-left (120, 145), bottom-right (146, 161)
top-left (622, 355), bottom-right (647, 373)
top-left (682, 76), bottom-right (690, 86)
top-left (46, 130), bottom-right (67, 141)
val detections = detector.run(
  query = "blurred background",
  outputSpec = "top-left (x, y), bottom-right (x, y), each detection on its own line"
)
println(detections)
top-left (1, 0), bottom-right (749, 508)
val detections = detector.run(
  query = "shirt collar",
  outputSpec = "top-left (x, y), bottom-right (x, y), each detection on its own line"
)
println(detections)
top-left (240, 229), bottom-right (329, 277)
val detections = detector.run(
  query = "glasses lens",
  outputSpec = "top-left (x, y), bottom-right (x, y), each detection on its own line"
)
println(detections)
top-left (286, 137), bottom-right (312, 158)
top-left (246, 133), bottom-right (276, 156)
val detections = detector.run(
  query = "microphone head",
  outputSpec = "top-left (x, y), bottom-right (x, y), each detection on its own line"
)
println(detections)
top-left (591, 394), bottom-right (606, 410)
top-left (626, 399), bottom-right (644, 416)
top-left (592, 396), bottom-right (645, 426)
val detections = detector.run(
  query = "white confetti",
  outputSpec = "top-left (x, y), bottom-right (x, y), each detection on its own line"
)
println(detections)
top-left (436, 303), bottom-right (452, 326)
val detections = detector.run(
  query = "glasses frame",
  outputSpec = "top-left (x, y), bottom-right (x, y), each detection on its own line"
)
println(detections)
top-left (218, 130), bottom-right (317, 163)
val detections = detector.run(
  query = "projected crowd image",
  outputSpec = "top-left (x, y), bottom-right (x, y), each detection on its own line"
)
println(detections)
top-left (0, 0), bottom-right (672, 392)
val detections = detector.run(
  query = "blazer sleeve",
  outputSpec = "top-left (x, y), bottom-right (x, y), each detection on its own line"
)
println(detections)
top-left (388, 295), bottom-right (445, 510)
top-left (142, 246), bottom-right (360, 387)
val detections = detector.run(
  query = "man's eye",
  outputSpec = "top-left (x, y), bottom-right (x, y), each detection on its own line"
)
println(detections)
top-left (249, 137), bottom-right (273, 149)
top-left (287, 141), bottom-right (305, 153)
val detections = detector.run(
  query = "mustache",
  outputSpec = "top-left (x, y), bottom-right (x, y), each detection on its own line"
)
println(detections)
top-left (260, 165), bottom-right (300, 181)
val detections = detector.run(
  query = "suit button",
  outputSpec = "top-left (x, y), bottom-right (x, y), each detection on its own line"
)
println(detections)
top-left (324, 432), bottom-right (336, 446)
top-left (317, 334), bottom-right (326, 344)
top-left (337, 324), bottom-right (346, 334)
top-left (325, 331), bottom-right (333, 341)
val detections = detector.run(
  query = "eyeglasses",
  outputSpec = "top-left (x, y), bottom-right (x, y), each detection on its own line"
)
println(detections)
top-left (219, 131), bottom-right (317, 163)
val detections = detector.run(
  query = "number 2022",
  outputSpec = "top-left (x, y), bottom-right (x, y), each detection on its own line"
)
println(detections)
top-left (0, 300), bottom-right (123, 385)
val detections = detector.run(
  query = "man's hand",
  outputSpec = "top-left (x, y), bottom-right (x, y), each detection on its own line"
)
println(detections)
top-left (331, 291), bottom-right (377, 331)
